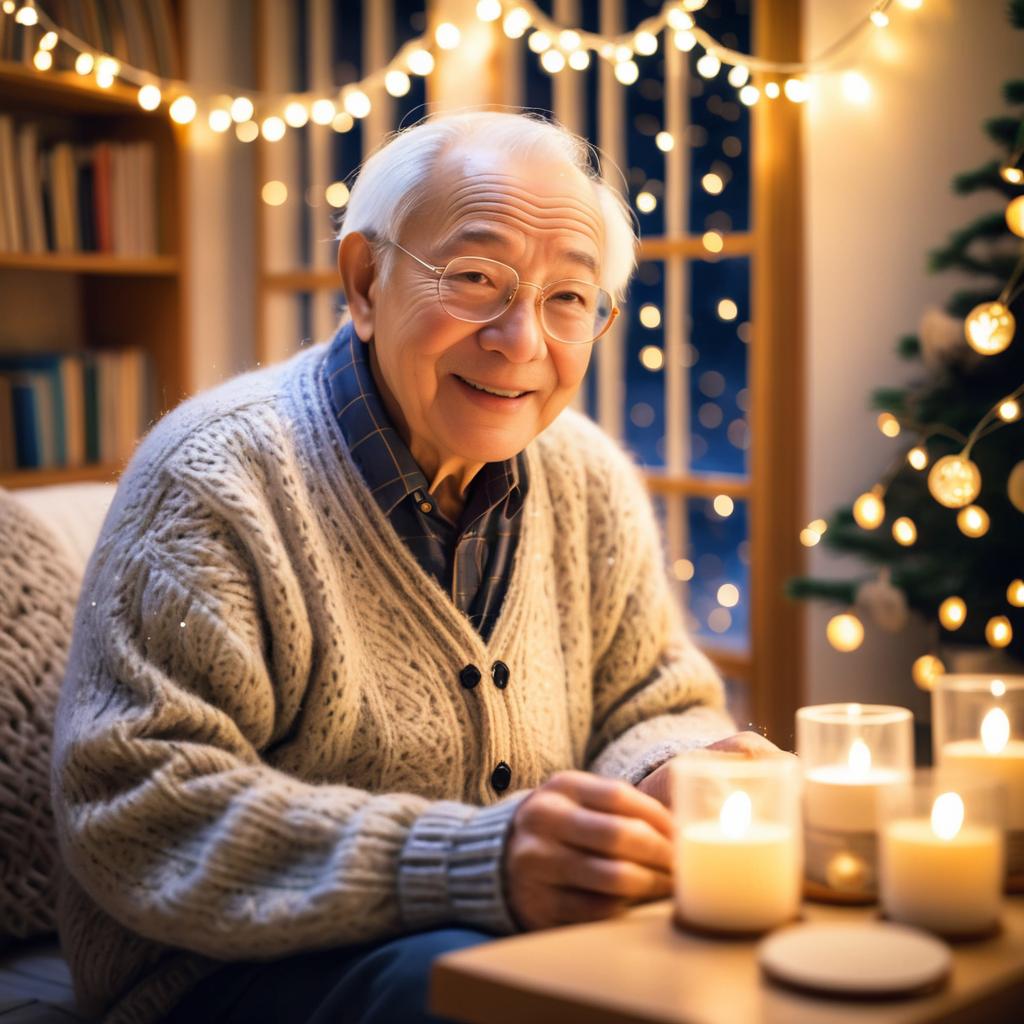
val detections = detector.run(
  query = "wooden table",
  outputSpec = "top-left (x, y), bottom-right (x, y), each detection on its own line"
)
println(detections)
top-left (431, 897), bottom-right (1024, 1024)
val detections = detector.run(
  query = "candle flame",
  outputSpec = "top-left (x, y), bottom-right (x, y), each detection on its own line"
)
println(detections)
top-left (980, 707), bottom-right (1010, 754)
top-left (931, 791), bottom-right (964, 842)
top-left (847, 738), bottom-right (872, 776)
top-left (720, 790), bottom-right (752, 839)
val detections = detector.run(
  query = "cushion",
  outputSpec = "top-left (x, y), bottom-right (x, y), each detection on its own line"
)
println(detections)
top-left (0, 488), bottom-right (83, 946)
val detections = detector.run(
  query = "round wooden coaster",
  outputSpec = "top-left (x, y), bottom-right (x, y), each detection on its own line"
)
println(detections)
top-left (758, 922), bottom-right (952, 998)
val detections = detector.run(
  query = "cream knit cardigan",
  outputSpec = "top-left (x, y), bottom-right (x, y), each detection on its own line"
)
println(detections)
top-left (51, 338), bottom-right (734, 1023)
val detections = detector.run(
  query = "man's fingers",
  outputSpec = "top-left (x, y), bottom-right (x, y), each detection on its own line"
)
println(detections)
top-left (546, 770), bottom-right (674, 839)
top-left (549, 887), bottom-right (631, 926)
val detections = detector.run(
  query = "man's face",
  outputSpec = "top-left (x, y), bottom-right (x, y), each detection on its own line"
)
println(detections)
top-left (364, 144), bottom-right (605, 468)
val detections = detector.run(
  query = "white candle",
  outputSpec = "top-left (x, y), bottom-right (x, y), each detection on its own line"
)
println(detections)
top-left (940, 708), bottom-right (1024, 829)
top-left (880, 791), bottom-right (1003, 936)
top-left (675, 790), bottom-right (801, 933)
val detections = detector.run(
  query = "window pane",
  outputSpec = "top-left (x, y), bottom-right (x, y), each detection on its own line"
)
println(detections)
top-left (623, 259), bottom-right (666, 468)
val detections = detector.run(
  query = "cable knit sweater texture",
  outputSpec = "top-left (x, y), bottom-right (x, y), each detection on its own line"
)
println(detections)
top-left (50, 337), bottom-right (734, 1023)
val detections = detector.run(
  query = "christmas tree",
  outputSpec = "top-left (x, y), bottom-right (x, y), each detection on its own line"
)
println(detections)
top-left (788, 0), bottom-right (1024, 686)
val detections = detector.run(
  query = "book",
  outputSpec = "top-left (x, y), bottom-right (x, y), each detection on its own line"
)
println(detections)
top-left (77, 146), bottom-right (98, 252)
top-left (0, 115), bottom-right (22, 253)
top-left (93, 143), bottom-right (113, 253)
top-left (50, 143), bottom-right (79, 253)
top-left (17, 123), bottom-right (47, 254)
top-left (0, 375), bottom-right (16, 472)
top-left (10, 375), bottom-right (39, 469)
top-left (0, 354), bottom-right (67, 467)
top-left (60, 355), bottom-right (86, 467)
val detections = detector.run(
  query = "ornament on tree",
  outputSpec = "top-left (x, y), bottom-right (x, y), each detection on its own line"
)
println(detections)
top-left (964, 301), bottom-right (1015, 356)
top-left (919, 306), bottom-right (968, 368)
top-left (956, 504), bottom-right (990, 538)
top-left (856, 572), bottom-right (909, 632)
top-left (1008, 460), bottom-right (1024, 514)
top-left (938, 595), bottom-right (967, 631)
top-left (986, 615), bottom-right (1014, 648)
top-left (1007, 195), bottom-right (1024, 238)
top-left (927, 453), bottom-right (981, 508)
top-left (852, 488), bottom-right (885, 529)
top-left (891, 516), bottom-right (917, 546)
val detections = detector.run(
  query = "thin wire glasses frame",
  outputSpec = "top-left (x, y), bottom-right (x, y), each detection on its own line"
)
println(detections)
top-left (385, 240), bottom-right (619, 346)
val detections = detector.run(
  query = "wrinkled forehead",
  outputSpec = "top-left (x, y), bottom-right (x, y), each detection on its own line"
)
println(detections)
top-left (403, 144), bottom-right (605, 273)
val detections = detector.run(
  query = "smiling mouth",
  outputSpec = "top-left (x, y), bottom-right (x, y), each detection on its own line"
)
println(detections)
top-left (454, 374), bottom-right (530, 399)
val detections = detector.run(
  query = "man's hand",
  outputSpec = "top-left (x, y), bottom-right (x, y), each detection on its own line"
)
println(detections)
top-left (635, 732), bottom-right (788, 809)
top-left (504, 770), bottom-right (674, 931)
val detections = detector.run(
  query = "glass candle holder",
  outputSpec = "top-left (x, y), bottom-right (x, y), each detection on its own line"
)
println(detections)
top-left (671, 752), bottom-right (803, 936)
top-left (932, 674), bottom-right (1024, 891)
top-left (879, 770), bottom-right (1004, 938)
top-left (796, 703), bottom-right (913, 902)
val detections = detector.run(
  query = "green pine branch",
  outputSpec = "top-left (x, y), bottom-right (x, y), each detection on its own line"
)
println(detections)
top-left (985, 115), bottom-right (1022, 148)
top-left (1007, 81), bottom-right (1024, 104)
top-left (928, 212), bottom-right (1011, 271)
top-left (953, 161), bottom-right (1022, 200)
top-left (898, 335), bottom-right (920, 359)
top-left (1011, 0), bottom-right (1024, 29)
top-left (946, 288), bottom-right (1002, 318)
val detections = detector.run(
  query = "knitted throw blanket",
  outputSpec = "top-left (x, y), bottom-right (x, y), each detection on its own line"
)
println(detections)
top-left (51, 339), bottom-right (734, 1022)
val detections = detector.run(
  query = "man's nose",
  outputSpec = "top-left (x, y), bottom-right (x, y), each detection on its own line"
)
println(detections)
top-left (479, 286), bottom-right (548, 363)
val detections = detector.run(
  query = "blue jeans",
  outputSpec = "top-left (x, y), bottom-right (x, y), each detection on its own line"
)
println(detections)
top-left (163, 928), bottom-right (493, 1023)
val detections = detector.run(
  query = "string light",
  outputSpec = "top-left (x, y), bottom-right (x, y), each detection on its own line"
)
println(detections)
top-left (208, 108), bottom-right (231, 132)
top-left (528, 29), bottom-right (551, 53)
top-left (32, 49), bottom-right (52, 71)
top-left (568, 49), bottom-right (590, 70)
top-left (764, 81), bottom-right (781, 99)
top-left (633, 31), bottom-right (658, 56)
top-left (1007, 196), bottom-right (1024, 239)
top-left (728, 65), bottom-right (750, 87)
top-left (696, 52), bottom-right (721, 79)
top-left (310, 99), bottom-right (336, 125)
top-left (986, 615), bottom-right (1013, 649)
top-left (702, 172), bottom-right (724, 195)
top-left (800, 527), bottom-right (821, 547)
top-left (891, 517), bottom-right (917, 546)
top-left (1002, 166), bottom-right (1024, 186)
top-left (956, 504), bottom-right (990, 538)
top-left (877, 412), bottom-right (901, 437)
top-left (739, 84), bottom-right (760, 106)
top-left (137, 83), bottom-right (162, 111)
top-left (927, 454), bottom-right (981, 508)
top-left (74, 52), bottom-right (93, 75)
top-left (842, 71), bottom-right (872, 105)
top-left (325, 182), bottom-right (351, 208)
top-left (998, 398), bottom-right (1021, 422)
top-left (907, 445), bottom-right (929, 470)
top-left (717, 583), bottom-right (740, 607)
top-left (384, 69), bottom-right (411, 96)
top-left (95, 56), bottom-right (119, 88)
top-left (614, 60), bottom-right (639, 85)
top-left (435, 22), bottom-right (461, 50)
top-left (964, 301), bottom-right (1015, 355)
top-left (260, 115), bottom-right (286, 141)
top-left (783, 78), bottom-right (809, 102)
top-left (235, 120), bottom-right (259, 143)
top-left (852, 488), bottom-right (885, 529)
top-left (912, 654), bottom-right (945, 692)
top-left (261, 181), bottom-right (287, 206)
top-left (14, 5), bottom-right (38, 26)
top-left (674, 30), bottom-right (697, 52)
top-left (284, 101), bottom-right (309, 128)
top-left (343, 89), bottom-right (371, 119)
top-left (407, 49), bottom-right (435, 75)
top-left (827, 613), bottom-right (864, 653)
top-left (503, 8), bottom-right (531, 39)
top-left (168, 95), bottom-right (196, 124)
top-left (655, 131), bottom-right (674, 152)
top-left (636, 191), bottom-right (657, 213)
top-left (938, 596), bottom-right (966, 631)
top-left (870, 9), bottom-right (890, 28)
top-left (540, 49), bottom-right (566, 73)
top-left (38, 29), bottom-right (57, 49)
top-left (559, 30), bottom-right (581, 51)
top-left (713, 494), bottom-right (735, 517)
top-left (702, 230), bottom-right (724, 254)
top-left (476, 0), bottom-right (502, 22)
top-left (1008, 579), bottom-right (1024, 607)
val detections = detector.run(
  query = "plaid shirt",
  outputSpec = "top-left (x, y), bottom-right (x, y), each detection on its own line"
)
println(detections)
top-left (322, 322), bottom-right (527, 640)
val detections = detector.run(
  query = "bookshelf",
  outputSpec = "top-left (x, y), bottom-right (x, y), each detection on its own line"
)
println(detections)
top-left (0, 10), bottom-right (190, 491)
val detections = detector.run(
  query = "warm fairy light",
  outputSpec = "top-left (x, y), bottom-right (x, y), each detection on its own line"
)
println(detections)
top-left (852, 490), bottom-right (885, 530)
top-left (284, 101), bottom-right (309, 128)
top-left (568, 49), bottom-right (590, 70)
top-left (639, 304), bottom-right (662, 329)
top-left (877, 412), bottom-right (900, 437)
top-left (208, 108), bottom-right (231, 132)
top-left (784, 78), bottom-right (809, 102)
top-left (720, 790), bottom-right (752, 839)
top-left (827, 613), bottom-right (864, 653)
top-left (764, 81), bottom-right (781, 99)
top-left (476, 0), bottom-right (502, 21)
top-left (325, 181), bottom-right (351, 208)
top-left (667, 8), bottom-right (694, 30)
top-left (674, 29), bottom-right (697, 52)
top-left (999, 398), bottom-right (1021, 422)
top-left (2, 1), bottom-right (17, 14)
top-left (527, 29), bottom-right (551, 53)
top-left (701, 172), bottom-right (724, 195)
top-left (168, 95), bottom-right (197, 124)
top-left (636, 191), bottom-right (657, 213)
top-left (898, 0), bottom-right (923, 8)
top-left (384, 70), bottom-right (411, 96)
top-left (810, 518), bottom-right (827, 534)
top-left (718, 299), bottom-right (738, 321)
top-left (540, 49), bottom-right (566, 73)
top-left (344, 89), bottom-right (371, 118)
top-left (992, 679), bottom-right (1007, 698)
top-left (696, 52), bottom-right (721, 79)
top-left (615, 60), bottom-right (639, 85)
top-left (739, 84), bottom-right (760, 106)
top-left (986, 616), bottom-right (1013, 649)
top-left (928, 454), bottom-right (981, 508)
top-left (407, 49), bottom-right (435, 75)
top-left (32, 49), bottom-right (52, 70)
top-left (956, 504), bottom-right (990, 538)
top-left (235, 120), bottom-right (259, 143)
top-left (14, 5), bottom-right (38, 26)
top-left (634, 31), bottom-right (658, 55)
top-left (938, 596), bottom-right (967, 631)
top-left (38, 30), bottom-right (57, 49)
top-left (892, 517), bottom-right (917, 546)
top-left (137, 84), bottom-right (162, 110)
top-left (800, 528), bottom-right (821, 547)
top-left (311, 99), bottom-right (336, 125)
top-left (261, 181), bottom-right (288, 206)
top-left (713, 494), bottom-right (735, 517)
top-left (718, 583), bottom-right (740, 608)
top-left (230, 96), bottom-right (254, 122)
top-left (965, 301), bottom-right (1015, 355)
top-left (656, 131), bottom-right (674, 152)
top-left (673, 558), bottom-right (695, 581)
top-left (907, 445), bottom-right (929, 470)
top-left (683, 0), bottom-right (709, 9)
top-left (640, 345), bottom-right (664, 370)
top-left (260, 115), bottom-right (286, 141)
top-left (1008, 579), bottom-right (1024, 607)
top-left (702, 230), bottom-right (724, 254)
top-left (1007, 196), bottom-right (1024, 238)
top-left (870, 9), bottom-right (890, 28)
top-left (931, 793), bottom-right (964, 842)
top-left (1002, 166), bottom-right (1024, 185)
top-left (74, 52), bottom-right (94, 75)
top-left (435, 22), bottom-right (461, 49)
top-left (559, 30), bottom-right (581, 50)
top-left (332, 111), bottom-right (354, 133)
top-left (728, 64), bottom-right (749, 87)
top-left (842, 71), bottom-right (871, 105)
top-left (502, 8), bottom-right (531, 38)
top-left (912, 654), bottom-right (945, 692)
top-left (95, 56), bottom-right (119, 88)
top-left (614, 45), bottom-right (633, 62)
top-left (981, 707), bottom-right (1011, 755)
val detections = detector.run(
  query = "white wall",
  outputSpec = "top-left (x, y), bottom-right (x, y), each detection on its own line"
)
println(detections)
top-left (803, 0), bottom-right (1021, 716)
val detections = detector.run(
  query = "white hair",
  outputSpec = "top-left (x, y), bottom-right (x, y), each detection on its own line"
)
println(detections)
top-left (337, 110), bottom-right (638, 301)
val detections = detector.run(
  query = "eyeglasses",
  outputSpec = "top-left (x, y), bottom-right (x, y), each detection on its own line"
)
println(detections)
top-left (386, 240), bottom-right (618, 346)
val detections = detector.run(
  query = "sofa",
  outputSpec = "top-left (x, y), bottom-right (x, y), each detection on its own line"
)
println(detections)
top-left (0, 482), bottom-right (118, 1023)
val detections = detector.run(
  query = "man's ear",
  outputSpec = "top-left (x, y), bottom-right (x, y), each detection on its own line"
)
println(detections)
top-left (338, 232), bottom-right (378, 342)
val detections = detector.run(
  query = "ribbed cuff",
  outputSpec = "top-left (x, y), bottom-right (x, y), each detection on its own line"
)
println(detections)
top-left (397, 792), bottom-right (529, 935)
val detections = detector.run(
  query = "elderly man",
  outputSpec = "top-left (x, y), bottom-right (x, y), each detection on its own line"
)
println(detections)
top-left (52, 111), bottom-right (776, 1024)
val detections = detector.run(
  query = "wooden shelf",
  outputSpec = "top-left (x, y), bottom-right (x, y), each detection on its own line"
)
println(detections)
top-left (262, 269), bottom-right (341, 292)
top-left (0, 464), bottom-right (122, 490)
top-left (0, 61), bottom-right (155, 115)
top-left (0, 252), bottom-right (179, 275)
top-left (645, 472), bottom-right (752, 500)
